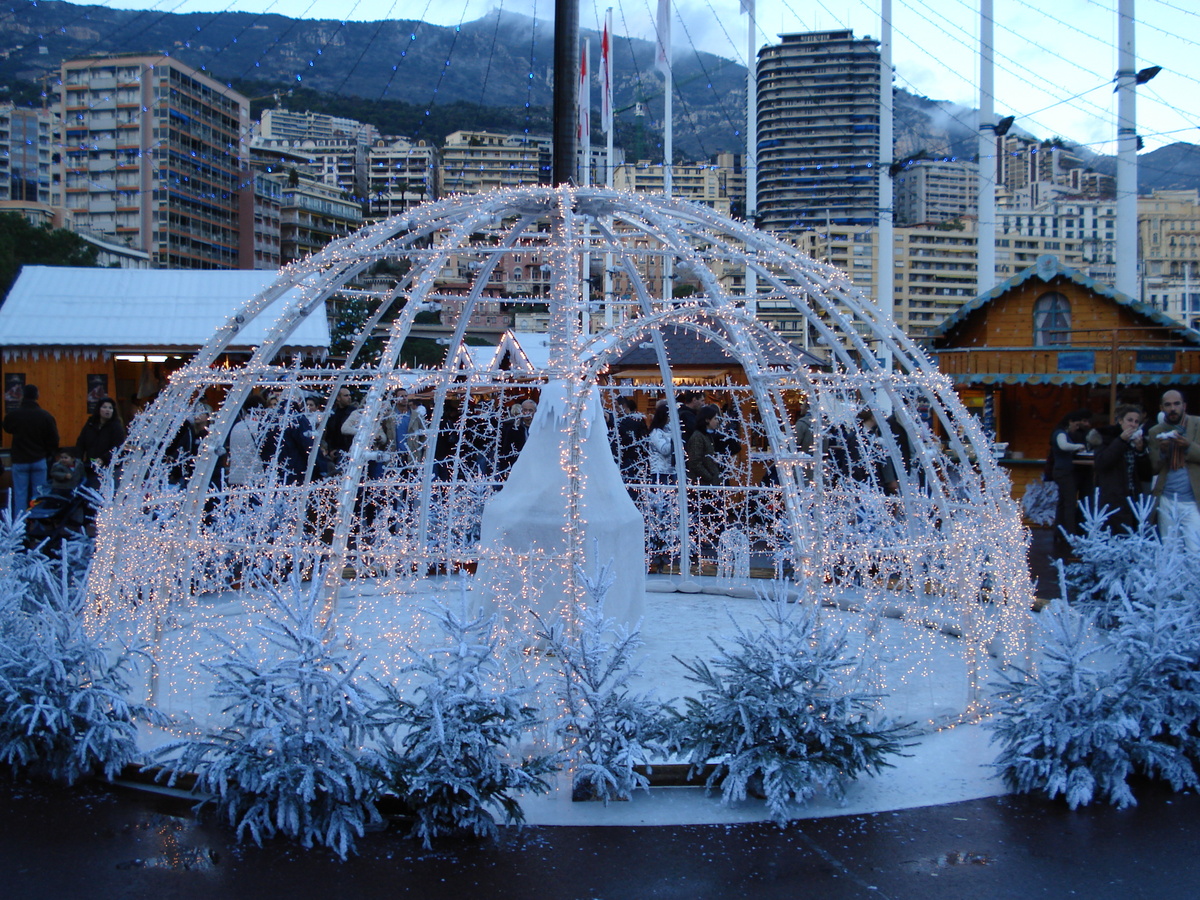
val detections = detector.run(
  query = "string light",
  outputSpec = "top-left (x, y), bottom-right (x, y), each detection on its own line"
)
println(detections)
top-left (89, 185), bottom-right (1032, 754)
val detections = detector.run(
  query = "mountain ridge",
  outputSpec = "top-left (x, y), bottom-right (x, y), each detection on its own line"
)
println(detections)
top-left (2, 3), bottom-right (1195, 193)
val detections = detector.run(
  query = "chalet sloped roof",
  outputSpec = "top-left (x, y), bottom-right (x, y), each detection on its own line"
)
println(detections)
top-left (0, 266), bottom-right (330, 354)
top-left (930, 254), bottom-right (1200, 345)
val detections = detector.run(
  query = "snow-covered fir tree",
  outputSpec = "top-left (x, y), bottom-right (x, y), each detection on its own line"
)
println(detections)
top-left (0, 512), bottom-right (160, 784)
top-left (989, 551), bottom-right (1200, 809)
top-left (374, 579), bottom-right (558, 848)
top-left (669, 581), bottom-right (908, 823)
top-left (534, 558), bottom-right (670, 802)
top-left (1063, 495), bottom-right (1200, 620)
top-left (155, 564), bottom-right (384, 860)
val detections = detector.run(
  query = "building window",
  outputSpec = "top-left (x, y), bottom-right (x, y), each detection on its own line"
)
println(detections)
top-left (1033, 291), bottom-right (1071, 346)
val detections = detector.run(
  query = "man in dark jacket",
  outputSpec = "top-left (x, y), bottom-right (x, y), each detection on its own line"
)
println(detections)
top-left (3, 384), bottom-right (59, 513)
top-left (676, 391), bottom-right (704, 444)
top-left (260, 391), bottom-right (314, 485)
top-left (324, 386), bottom-right (357, 461)
top-left (614, 395), bottom-right (649, 480)
top-left (498, 398), bottom-right (536, 473)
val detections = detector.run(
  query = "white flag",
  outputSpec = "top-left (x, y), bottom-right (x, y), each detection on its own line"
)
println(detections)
top-left (601, 8), bottom-right (614, 134)
top-left (655, 0), bottom-right (671, 75)
top-left (739, 0), bottom-right (754, 15)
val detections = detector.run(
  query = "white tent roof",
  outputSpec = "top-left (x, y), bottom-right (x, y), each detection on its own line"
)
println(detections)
top-left (449, 331), bottom-right (554, 374)
top-left (0, 266), bottom-right (329, 352)
top-left (508, 331), bottom-right (552, 371)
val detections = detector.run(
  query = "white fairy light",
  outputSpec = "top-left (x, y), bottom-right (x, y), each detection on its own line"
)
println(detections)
top-left (88, 186), bottom-right (1032, 735)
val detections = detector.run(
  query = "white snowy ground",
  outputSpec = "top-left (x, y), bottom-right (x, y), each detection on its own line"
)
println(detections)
top-left (131, 572), bottom-right (1018, 826)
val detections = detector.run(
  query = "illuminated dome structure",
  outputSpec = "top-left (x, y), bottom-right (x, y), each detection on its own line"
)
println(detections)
top-left (91, 186), bottom-right (1032, 723)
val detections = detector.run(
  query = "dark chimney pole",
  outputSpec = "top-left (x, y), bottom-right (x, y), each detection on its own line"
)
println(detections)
top-left (551, 0), bottom-right (580, 185)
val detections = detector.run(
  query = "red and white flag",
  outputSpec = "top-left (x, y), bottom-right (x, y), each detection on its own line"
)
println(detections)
top-left (578, 37), bottom-right (591, 147)
top-left (655, 0), bottom-right (671, 75)
top-left (601, 8), bottom-right (613, 134)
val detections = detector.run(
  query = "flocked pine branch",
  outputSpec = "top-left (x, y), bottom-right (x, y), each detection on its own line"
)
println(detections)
top-left (988, 581), bottom-right (1200, 809)
top-left (0, 517), bottom-right (162, 784)
top-left (154, 563), bottom-right (384, 860)
top-left (534, 556), bottom-right (670, 802)
top-left (373, 578), bottom-right (558, 848)
top-left (1064, 495), bottom-right (1200, 621)
top-left (669, 580), bottom-right (910, 823)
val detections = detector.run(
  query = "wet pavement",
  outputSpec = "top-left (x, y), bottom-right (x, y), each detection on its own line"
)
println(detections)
top-left (4, 525), bottom-right (1193, 899)
top-left (1, 777), bottom-right (1197, 899)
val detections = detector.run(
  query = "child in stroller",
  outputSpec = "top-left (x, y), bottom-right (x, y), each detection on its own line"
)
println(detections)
top-left (25, 449), bottom-right (90, 552)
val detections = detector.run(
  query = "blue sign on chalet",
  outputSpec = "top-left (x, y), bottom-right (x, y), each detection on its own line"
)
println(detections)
top-left (1057, 350), bottom-right (1095, 372)
top-left (1135, 349), bottom-right (1176, 373)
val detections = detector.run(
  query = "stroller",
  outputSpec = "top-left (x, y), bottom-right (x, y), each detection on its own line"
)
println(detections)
top-left (24, 486), bottom-right (91, 554)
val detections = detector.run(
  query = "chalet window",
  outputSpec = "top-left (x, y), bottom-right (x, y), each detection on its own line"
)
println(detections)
top-left (1033, 292), bottom-right (1071, 346)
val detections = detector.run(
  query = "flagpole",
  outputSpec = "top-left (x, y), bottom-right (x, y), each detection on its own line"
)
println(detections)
top-left (580, 36), bottom-right (592, 335)
top-left (603, 8), bottom-right (614, 189)
top-left (578, 37), bottom-right (591, 186)
top-left (657, 0), bottom-right (673, 305)
top-left (602, 8), bottom-right (615, 327)
top-left (657, 0), bottom-right (672, 198)
top-left (744, 0), bottom-right (757, 317)
top-left (552, 0), bottom-right (579, 185)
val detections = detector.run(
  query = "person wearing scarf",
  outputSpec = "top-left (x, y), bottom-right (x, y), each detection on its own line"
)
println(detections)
top-left (1148, 390), bottom-right (1200, 553)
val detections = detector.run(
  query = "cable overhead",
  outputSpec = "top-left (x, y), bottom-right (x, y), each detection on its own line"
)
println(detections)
top-left (1146, 0), bottom-right (1200, 22)
top-left (243, 2), bottom-right (325, 83)
top-left (667, 1), bottom-right (746, 146)
top-left (888, 0), bottom-right (1120, 139)
top-left (286, 1), bottom-right (367, 87)
top-left (467, 0), bottom-right (506, 134)
top-left (328, 1), bottom-right (403, 98)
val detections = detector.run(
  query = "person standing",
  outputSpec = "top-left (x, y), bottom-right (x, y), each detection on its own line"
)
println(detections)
top-left (3, 384), bottom-right (59, 512)
top-left (261, 391), bottom-right (314, 485)
top-left (1049, 409), bottom-right (1093, 557)
top-left (393, 393), bottom-right (428, 470)
top-left (686, 404), bottom-right (723, 487)
top-left (74, 397), bottom-right (126, 488)
top-left (167, 402), bottom-right (217, 486)
top-left (1093, 404), bottom-right (1151, 534)
top-left (498, 398), bottom-right (536, 473)
top-left (324, 386), bottom-right (358, 464)
top-left (676, 391), bottom-right (704, 445)
top-left (1148, 390), bottom-right (1200, 553)
top-left (646, 399), bottom-right (677, 573)
top-left (226, 395), bottom-right (266, 488)
top-left (646, 400), bottom-right (675, 482)
top-left (614, 395), bottom-right (649, 481)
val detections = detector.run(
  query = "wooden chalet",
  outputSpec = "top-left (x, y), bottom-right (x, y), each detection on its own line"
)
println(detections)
top-left (0, 266), bottom-right (329, 464)
top-left (930, 254), bottom-right (1200, 499)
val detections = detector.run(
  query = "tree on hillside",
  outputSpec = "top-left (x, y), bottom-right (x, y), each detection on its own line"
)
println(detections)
top-left (0, 213), bottom-right (99, 302)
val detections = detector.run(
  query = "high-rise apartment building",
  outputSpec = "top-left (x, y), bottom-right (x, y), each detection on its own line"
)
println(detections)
top-left (438, 131), bottom-right (551, 196)
top-left (365, 138), bottom-right (437, 221)
top-left (59, 55), bottom-right (250, 268)
top-left (757, 222), bottom-right (1083, 341)
top-left (272, 173), bottom-right (363, 265)
top-left (1139, 190), bottom-right (1200, 326)
top-left (894, 159), bottom-right (978, 226)
top-left (258, 108), bottom-right (377, 145)
top-left (756, 31), bottom-right (881, 234)
top-left (0, 104), bottom-right (53, 205)
top-left (613, 153), bottom-right (745, 217)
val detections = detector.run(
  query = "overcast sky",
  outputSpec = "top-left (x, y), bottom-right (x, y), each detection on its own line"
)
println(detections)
top-left (83, 0), bottom-right (1198, 155)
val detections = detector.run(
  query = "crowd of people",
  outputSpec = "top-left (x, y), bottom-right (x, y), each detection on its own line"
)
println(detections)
top-left (1, 384), bottom-right (130, 512)
top-left (5, 380), bottom-right (1200, 563)
top-left (1047, 389), bottom-right (1200, 556)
